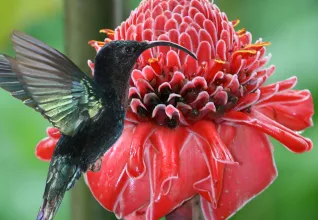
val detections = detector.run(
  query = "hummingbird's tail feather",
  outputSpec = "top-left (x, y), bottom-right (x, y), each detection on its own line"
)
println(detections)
top-left (37, 157), bottom-right (81, 220)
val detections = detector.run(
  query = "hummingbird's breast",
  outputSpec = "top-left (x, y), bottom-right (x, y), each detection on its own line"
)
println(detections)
top-left (80, 106), bottom-right (125, 168)
top-left (54, 105), bottom-right (125, 171)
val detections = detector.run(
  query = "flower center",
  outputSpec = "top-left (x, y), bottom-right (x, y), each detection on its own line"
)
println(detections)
top-left (128, 56), bottom-right (247, 128)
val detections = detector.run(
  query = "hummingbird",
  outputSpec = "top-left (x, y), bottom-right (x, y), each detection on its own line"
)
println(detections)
top-left (0, 30), bottom-right (197, 220)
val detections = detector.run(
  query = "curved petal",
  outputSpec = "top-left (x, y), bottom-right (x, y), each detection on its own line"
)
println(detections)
top-left (222, 109), bottom-right (313, 153)
top-left (127, 132), bottom-right (209, 220)
top-left (201, 125), bottom-right (277, 220)
top-left (256, 90), bottom-right (313, 131)
top-left (35, 137), bottom-right (58, 161)
top-left (127, 122), bottom-right (156, 178)
top-left (188, 120), bottom-right (236, 164)
top-left (149, 126), bottom-right (190, 197)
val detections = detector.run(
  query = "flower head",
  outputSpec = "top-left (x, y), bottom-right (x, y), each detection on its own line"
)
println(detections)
top-left (36, 0), bottom-right (314, 219)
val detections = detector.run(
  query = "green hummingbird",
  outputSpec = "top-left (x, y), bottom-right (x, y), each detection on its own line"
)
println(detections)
top-left (0, 30), bottom-right (197, 220)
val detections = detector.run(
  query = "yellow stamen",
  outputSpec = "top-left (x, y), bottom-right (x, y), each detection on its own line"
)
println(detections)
top-left (244, 42), bottom-right (271, 51)
top-left (88, 40), bottom-right (105, 47)
top-left (215, 59), bottom-right (226, 64)
top-left (245, 42), bottom-right (271, 48)
top-left (148, 58), bottom-right (159, 63)
top-left (234, 50), bottom-right (257, 55)
top-left (232, 50), bottom-right (257, 60)
top-left (236, 28), bottom-right (246, 36)
top-left (232, 19), bottom-right (240, 28)
top-left (258, 42), bottom-right (271, 46)
top-left (100, 29), bottom-right (115, 35)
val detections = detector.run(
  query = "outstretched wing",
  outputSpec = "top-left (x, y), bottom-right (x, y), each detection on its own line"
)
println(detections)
top-left (0, 30), bottom-right (103, 136)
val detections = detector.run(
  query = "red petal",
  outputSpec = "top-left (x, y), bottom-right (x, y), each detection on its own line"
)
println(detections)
top-left (126, 25), bottom-right (136, 40)
top-left (186, 28), bottom-right (199, 52)
top-left (35, 137), bottom-right (58, 161)
top-left (87, 123), bottom-right (210, 219)
top-left (257, 90), bottom-right (313, 131)
top-left (188, 120), bottom-right (236, 164)
top-left (152, 4), bottom-right (164, 18)
top-left (201, 125), bottom-right (277, 219)
top-left (203, 20), bottom-right (217, 47)
top-left (35, 127), bottom-right (60, 161)
top-left (197, 41), bottom-right (212, 64)
top-left (218, 123), bottom-right (237, 146)
top-left (46, 127), bottom-right (61, 139)
top-left (135, 78), bottom-right (154, 97)
top-left (166, 50), bottom-right (181, 69)
top-left (205, 59), bottom-right (225, 83)
top-left (193, 156), bottom-right (225, 207)
top-left (157, 34), bottom-right (170, 56)
top-left (168, 29), bottom-right (180, 45)
top-left (223, 110), bottom-right (312, 153)
top-left (259, 77), bottom-right (297, 95)
top-left (130, 98), bottom-right (147, 115)
top-left (199, 29), bottom-right (213, 50)
top-left (169, 71), bottom-right (185, 92)
top-left (183, 54), bottom-right (198, 78)
top-left (178, 32), bottom-right (193, 63)
top-left (131, 69), bottom-right (145, 84)
top-left (257, 89), bottom-right (309, 106)
top-left (127, 123), bottom-right (156, 178)
top-left (150, 126), bottom-right (189, 197)
top-left (164, 18), bottom-right (178, 32)
top-left (234, 89), bottom-right (260, 111)
top-left (216, 40), bottom-right (226, 61)
top-left (141, 133), bottom-right (208, 220)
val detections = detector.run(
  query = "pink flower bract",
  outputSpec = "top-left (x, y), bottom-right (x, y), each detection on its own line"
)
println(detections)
top-left (36, 0), bottom-right (314, 219)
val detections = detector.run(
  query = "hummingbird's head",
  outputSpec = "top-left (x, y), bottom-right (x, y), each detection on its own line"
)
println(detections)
top-left (95, 40), bottom-right (197, 72)
top-left (93, 40), bottom-right (197, 100)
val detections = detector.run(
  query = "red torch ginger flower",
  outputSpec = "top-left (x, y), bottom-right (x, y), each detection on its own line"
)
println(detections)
top-left (36, 0), bottom-right (314, 219)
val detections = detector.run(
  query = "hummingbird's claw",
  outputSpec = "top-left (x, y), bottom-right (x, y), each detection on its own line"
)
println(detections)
top-left (88, 158), bottom-right (102, 172)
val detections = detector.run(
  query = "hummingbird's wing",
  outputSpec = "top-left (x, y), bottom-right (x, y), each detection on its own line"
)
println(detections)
top-left (0, 30), bottom-right (103, 136)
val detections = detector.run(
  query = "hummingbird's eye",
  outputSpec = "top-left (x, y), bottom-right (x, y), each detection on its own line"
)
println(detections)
top-left (125, 46), bottom-right (135, 54)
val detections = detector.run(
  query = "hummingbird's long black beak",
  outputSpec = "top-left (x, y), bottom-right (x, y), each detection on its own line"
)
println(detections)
top-left (143, 41), bottom-right (198, 60)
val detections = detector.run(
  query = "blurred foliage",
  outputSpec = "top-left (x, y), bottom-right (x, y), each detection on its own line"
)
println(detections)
top-left (0, 0), bottom-right (62, 47)
top-left (0, 0), bottom-right (317, 220)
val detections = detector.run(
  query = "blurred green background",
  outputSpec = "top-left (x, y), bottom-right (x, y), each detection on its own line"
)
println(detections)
top-left (0, 0), bottom-right (317, 219)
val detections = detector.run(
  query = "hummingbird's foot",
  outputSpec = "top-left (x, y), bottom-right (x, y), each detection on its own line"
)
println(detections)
top-left (89, 158), bottom-right (102, 172)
